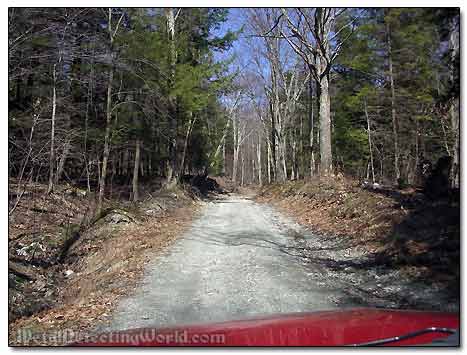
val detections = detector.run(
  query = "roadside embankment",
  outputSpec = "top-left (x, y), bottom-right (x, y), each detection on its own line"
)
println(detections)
top-left (9, 180), bottom-right (203, 345)
top-left (256, 177), bottom-right (459, 311)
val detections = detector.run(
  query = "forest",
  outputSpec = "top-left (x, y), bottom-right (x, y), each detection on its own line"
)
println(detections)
top-left (8, 8), bottom-right (461, 346)
top-left (8, 8), bottom-right (460, 209)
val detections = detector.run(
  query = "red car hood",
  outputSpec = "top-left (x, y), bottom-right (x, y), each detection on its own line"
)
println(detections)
top-left (76, 308), bottom-right (459, 347)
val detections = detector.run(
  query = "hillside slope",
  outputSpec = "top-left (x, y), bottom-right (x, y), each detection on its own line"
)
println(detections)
top-left (257, 178), bottom-right (459, 311)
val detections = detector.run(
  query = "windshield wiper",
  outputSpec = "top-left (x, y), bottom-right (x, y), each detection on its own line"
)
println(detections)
top-left (350, 327), bottom-right (457, 346)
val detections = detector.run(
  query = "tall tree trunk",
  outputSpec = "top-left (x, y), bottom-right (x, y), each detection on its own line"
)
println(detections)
top-left (364, 98), bottom-right (375, 184)
top-left (269, 101), bottom-right (277, 181)
top-left (386, 15), bottom-right (400, 184)
top-left (140, 155), bottom-right (144, 177)
top-left (84, 50), bottom-right (94, 193)
top-left (221, 141), bottom-right (226, 175)
top-left (412, 117), bottom-right (421, 186)
top-left (210, 118), bottom-right (230, 169)
top-left (122, 148), bottom-right (129, 177)
top-left (315, 9), bottom-right (333, 177)
top-left (251, 149), bottom-right (256, 185)
top-left (47, 63), bottom-right (57, 194)
top-left (98, 65), bottom-right (113, 212)
top-left (380, 154), bottom-right (384, 181)
top-left (232, 149), bottom-right (239, 185)
top-left (132, 139), bottom-right (141, 201)
top-left (109, 156), bottom-right (115, 199)
top-left (179, 112), bottom-right (196, 177)
top-left (117, 151), bottom-right (122, 176)
top-left (318, 71), bottom-right (332, 176)
top-left (309, 70), bottom-right (315, 177)
top-left (148, 154), bottom-right (152, 176)
top-left (16, 113), bottom-right (38, 202)
top-left (84, 146), bottom-right (92, 193)
top-left (55, 118), bottom-right (71, 184)
top-left (98, 8), bottom-right (121, 213)
top-left (232, 117), bottom-right (239, 185)
top-left (257, 134), bottom-right (262, 186)
top-left (241, 152), bottom-right (245, 186)
top-left (312, 75), bottom-right (319, 177)
top-left (291, 129), bottom-right (298, 180)
top-left (279, 134), bottom-right (287, 182)
top-left (165, 8), bottom-right (178, 184)
top-left (299, 113), bottom-right (303, 179)
top-left (267, 139), bottom-right (271, 184)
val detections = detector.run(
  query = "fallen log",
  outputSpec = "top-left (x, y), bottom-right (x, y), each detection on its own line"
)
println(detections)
top-left (9, 261), bottom-right (37, 281)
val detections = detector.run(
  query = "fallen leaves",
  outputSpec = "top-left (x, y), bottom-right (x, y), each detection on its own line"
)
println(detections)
top-left (256, 178), bottom-right (459, 311)
top-left (9, 184), bottom-right (200, 346)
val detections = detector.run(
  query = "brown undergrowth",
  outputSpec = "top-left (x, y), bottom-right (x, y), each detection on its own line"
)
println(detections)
top-left (257, 178), bottom-right (397, 249)
top-left (256, 177), bottom-right (459, 300)
top-left (9, 181), bottom-right (200, 346)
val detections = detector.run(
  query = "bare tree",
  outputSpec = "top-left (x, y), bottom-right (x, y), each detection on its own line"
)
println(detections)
top-left (98, 8), bottom-right (124, 213)
top-left (47, 63), bottom-right (57, 193)
top-left (385, 11), bottom-right (400, 184)
top-left (364, 98), bottom-right (375, 184)
top-left (209, 92), bottom-right (241, 170)
top-left (179, 112), bottom-right (197, 176)
top-left (132, 139), bottom-right (141, 201)
top-left (257, 132), bottom-right (263, 186)
top-left (247, 9), bottom-right (309, 182)
top-left (165, 8), bottom-right (180, 185)
top-left (279, 8), bottom-right (359, 176)
top-left (232, 109), bottom-right (247, 185)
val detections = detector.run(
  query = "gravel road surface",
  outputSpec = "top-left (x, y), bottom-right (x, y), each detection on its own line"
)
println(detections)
top-left (99, 194), bottom-right (457, 333)
top-left (100, 195), bottom-right (353, 331)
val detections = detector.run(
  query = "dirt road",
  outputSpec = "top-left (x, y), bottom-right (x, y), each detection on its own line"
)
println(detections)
top-left (98, 195), bottom-right (354, 332)
top-left (98, 194), bottom-right (456, 333)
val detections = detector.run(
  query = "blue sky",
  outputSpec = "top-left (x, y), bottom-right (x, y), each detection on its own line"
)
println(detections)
top-left (212, 9), bottom-right (248, 70)
top-left (212, 8), bottom-right (296, 106)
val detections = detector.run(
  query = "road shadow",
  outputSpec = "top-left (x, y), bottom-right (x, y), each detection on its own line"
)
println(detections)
top-left (349, 185), bottom-right (460, 310)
